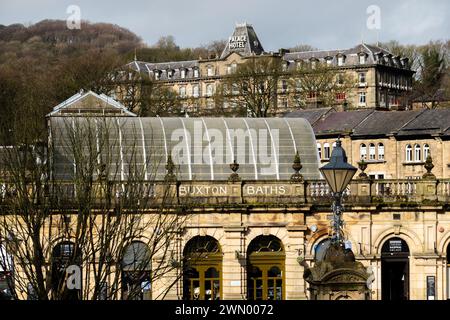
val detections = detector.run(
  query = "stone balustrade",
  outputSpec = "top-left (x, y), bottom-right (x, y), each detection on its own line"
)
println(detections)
top-left (1, 177), bottom-right (449, 208)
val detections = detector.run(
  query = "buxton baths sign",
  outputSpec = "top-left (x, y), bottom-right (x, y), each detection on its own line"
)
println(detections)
top-left (178, 183), bottom-right (302, 197)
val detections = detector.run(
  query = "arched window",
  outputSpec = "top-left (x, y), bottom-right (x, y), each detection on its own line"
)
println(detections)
top-left (423, 144), bottom-right (430, 159)
top-left (317, 143), bottom-right (322, 160)
top-left (192, 85), bottom-right (199, 98)
top-left (369, 143), bottom-right (376, 160)
top-left (183, 236), bottom-right (222, 300)
top-left (414, 144), bottom-right (421, 162)
top-left (323, 143), bottom-right (330, 160)
top-left (378, 143), bottom-right (385, 160)
top-left (360, 143), bottom-right (367, 160)
top-left (206, 84), bottom-right (213, 97)
top-left (121, 241), bottom-right (151, 300)
top-left (405, 145), bottom-right (412, 162)
top-left (247, 235), bottom-right (285, 300)
top-left (179, 86), bottom-right (186, 98)
top-left (51, 241), bottom-right (81, 300)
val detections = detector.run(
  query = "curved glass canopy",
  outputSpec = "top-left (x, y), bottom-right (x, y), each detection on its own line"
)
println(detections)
top-left (49, 117), bottom-right (320, 181)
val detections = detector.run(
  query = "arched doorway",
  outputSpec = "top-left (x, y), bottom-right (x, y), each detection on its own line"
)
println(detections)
top-left (121, 241), bottom-right (151, 300)
top-left (381, 237), bottom-right (410, 300)
top-left (51, 241), bottom-right (81, 300)
top-left (247, 235), bottom-right (285, 300)
top-left (183, 236), bottom-right (222, 300)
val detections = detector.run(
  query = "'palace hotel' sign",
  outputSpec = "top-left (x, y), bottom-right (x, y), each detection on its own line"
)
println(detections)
top-left (229, 35), bottom-right (247, 50)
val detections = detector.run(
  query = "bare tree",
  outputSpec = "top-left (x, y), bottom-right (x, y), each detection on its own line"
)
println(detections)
top-left (290, 62), bottom-right (355, 109)
top-left (212, 56), bottom-right (283, 117)
top-left (0, 116), bottom-right (189, 300)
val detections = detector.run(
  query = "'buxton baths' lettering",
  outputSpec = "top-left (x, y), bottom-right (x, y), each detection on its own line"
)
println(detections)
top-left (179, 184), bottom-right (288, 196)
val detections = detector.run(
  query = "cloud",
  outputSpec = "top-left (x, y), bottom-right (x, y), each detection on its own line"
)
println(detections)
top-left (0, 0), bottom-right (448, 48)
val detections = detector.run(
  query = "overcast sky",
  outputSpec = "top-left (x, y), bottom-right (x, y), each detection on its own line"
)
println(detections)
top-left (1, 0), bottom-right (449, 50)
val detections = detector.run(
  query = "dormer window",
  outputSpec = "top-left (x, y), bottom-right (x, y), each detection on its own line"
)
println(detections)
top-left (193, 68), bottom-right (199, 78)
top-left (359, 53), bottom-right (366, 64)
top-left (167, 69), bottom-right (174, 79)
top-left (325, 57), bottom-right (333, 66)
top-left (296, 61), bottom-right (303, 71)
top-left (310, 59), bottom-right (318, 69)
top-left (337, 55), bottom-right (345, 66)
top-left (154, 70), bottom-right (160, 80)
top-left (180, 68), bottom-right (186, 79)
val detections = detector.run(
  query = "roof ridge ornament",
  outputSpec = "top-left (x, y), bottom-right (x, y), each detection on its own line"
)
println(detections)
top-left (291, 151), bottom-right (303, 182)
top-left (228, 159), bottom-right (241, 182)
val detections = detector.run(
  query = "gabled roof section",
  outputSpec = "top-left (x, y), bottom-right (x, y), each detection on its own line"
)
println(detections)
top-left (47, 90), bottom-right (136, 117)
top-left (220, 23), bottom-right (265, 59)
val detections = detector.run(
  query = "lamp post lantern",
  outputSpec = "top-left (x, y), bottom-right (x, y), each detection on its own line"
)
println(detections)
top-left (319, 139), bottom-right (357, 245)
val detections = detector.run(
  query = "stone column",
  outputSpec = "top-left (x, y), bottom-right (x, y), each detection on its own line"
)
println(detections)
top-left (222, 226), bottom-right (246, 300)
top-left (285, 225), bottom-right (308, 300)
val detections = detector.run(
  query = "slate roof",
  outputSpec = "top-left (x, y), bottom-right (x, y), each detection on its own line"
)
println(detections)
top-left (283, 108), bottom-right (335, 125)
top-left (352, 110), bottom-right (423, 137)
top-left (126, 60), bottom-right (200, 81)
top-left (396, 109), bottom-right (450, 137)
top-left (283, 43), bottom-right (410, 70)
top-left (312, 109), bottom-right (375, 135)
top-left (220, 23), bottom-right (265, 59)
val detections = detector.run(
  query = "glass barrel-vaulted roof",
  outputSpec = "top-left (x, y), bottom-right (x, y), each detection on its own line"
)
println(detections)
top-left (49, 117), bottom-right (320, 181)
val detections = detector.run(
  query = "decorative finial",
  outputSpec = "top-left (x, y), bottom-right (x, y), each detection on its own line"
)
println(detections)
top-left (357, 159), bottom-right (369, 179)
top-left (165, 155), bottom-right (177, 182)
top-left (291, 151), bottom-right (303, 182)
top-left (229, 159), bottom-right (240, 182)
top-left (422, 154), bottom-right (436, 180)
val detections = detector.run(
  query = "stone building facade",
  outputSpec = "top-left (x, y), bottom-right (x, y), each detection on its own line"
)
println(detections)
top-left (124, 23), bottom-right (414, 114)
top-left (1, 92), bottom-right (450, 301)
top-left (286, 107), bottom-right (450, 180)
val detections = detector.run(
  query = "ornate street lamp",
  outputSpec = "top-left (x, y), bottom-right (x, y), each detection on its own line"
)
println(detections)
top-left (319, 139), bottom-right (357, 245)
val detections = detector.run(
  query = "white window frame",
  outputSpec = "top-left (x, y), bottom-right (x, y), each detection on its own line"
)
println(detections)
top-left (369, 143), bottom-right (376, 160)
top-left (360, 143), bottom-right (367, 160)
top-left (207, 65), bottom-right (214, 77)
top-left (206, 84), bottom-right (213, 97)
top-left (414, 144), bottom-right (421, 162)
top-left (405, 144), bottom-right (412, 162)
top-left (323, 143), bottom-right (331, 160)
top-left (378, 143), bottom-right (385, 160)
top-left (317, 143), bottom-right (322, 160)
top-left (359, 92), bottom-right (366, 105)
top-left (359, 54), bottom-right (366, 64)
top-left (423, 144), bottom-right (430, 159)
top-left (192, 85), bottom-right (199, 98)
